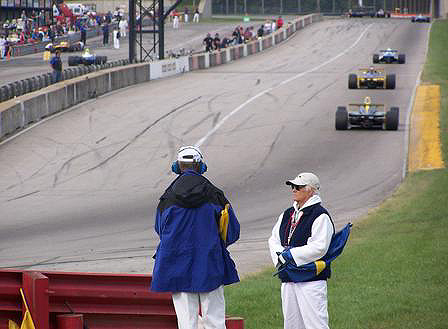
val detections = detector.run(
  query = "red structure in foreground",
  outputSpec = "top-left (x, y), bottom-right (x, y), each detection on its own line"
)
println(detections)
top-left (0, 269), bottom-right (244, 329)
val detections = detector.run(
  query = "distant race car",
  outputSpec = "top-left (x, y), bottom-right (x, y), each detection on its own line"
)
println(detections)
top-left (411, 14), bottom-right (431, 22)
top-left (335, 96), bottom-right (399, 130)
top-left (68, 49), bottom-right (107, 66)
top-left (373, 49), bottom-right (405, 64)
top-left (45, 41), bottom-right (84, 53)
top-left (348, 67), bottom-right (395, 89)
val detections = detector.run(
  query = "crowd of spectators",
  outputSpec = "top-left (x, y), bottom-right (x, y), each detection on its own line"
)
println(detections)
top-left (0, 8), bottom-right (123, 59)
top-left (202, 16), bottom-right (285, 53)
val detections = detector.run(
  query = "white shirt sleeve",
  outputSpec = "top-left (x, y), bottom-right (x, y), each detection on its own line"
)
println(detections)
top-left (289, 213), bottom-right (334, 267)
top-left (268, 213), bottom-right (285, 266)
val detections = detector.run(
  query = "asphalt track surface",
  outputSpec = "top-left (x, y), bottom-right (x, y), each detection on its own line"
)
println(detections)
top-left (0, 18), bottom-right (430, 278)
top-left (0, 20), bottom-right (261, 85)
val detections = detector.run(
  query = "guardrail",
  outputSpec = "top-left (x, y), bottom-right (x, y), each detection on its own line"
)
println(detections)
top-left (0, 269), bottom-right (244, 329)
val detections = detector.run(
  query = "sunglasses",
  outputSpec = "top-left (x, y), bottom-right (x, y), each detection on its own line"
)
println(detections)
top-left (291, 185), bottom-right (306, 191)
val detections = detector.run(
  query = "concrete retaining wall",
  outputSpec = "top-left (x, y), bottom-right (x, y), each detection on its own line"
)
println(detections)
top-left (0, 62), bottom-right (150, 141)
top-left (0, 14), bottom-right (321, 142)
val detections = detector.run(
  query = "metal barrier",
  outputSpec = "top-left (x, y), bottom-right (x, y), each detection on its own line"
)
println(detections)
top-left (0, 269), bottom-right (244, 329)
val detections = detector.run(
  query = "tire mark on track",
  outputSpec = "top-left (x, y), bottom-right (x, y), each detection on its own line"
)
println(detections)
top-left (52, 96), bottom-right (202, 186)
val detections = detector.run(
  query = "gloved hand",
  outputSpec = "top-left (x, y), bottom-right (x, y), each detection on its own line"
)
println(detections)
top-left (276, 249), bottom-right (294, 269)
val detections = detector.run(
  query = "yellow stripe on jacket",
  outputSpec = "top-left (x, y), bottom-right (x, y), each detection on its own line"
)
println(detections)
top-left (219, 204), bottom-right (230, 243)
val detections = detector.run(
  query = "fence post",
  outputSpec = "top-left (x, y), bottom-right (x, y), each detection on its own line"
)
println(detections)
top-left (22, 271), bottom-right (50, 329)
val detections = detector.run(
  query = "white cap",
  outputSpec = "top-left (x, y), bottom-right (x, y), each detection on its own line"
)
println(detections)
top-left (177, 146), bottom-right (203, 163)
top-left (286, 172), bottom-right (320, 190)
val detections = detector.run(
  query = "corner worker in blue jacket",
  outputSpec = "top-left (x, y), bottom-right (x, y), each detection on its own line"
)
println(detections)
top-left (151, 145), bottom-right (240, 329)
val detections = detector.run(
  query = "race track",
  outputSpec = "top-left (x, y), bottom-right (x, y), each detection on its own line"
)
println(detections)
top-left (0, 18), bottom-right (431, 277)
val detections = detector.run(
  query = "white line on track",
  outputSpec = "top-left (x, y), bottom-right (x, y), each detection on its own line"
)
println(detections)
top-left (195, 23), bottom-right (373, 147)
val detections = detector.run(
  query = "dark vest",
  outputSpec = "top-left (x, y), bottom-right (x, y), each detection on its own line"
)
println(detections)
top-left (278, 202), bottom-right (334, 282)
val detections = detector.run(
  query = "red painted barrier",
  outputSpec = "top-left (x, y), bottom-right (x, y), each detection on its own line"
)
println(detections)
top-left (0, 270), bottom-right (244, 329)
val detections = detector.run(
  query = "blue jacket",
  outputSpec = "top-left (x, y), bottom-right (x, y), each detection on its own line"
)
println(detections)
top-left (151, 170), bottom-right (240, 292)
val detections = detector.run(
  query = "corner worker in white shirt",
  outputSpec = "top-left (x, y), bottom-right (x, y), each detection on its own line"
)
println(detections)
top-left (269, 172), bottom-right (334, 329)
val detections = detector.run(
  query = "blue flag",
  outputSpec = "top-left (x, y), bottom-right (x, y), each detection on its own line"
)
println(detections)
top-left (274, 223), bottom-right (352, 281)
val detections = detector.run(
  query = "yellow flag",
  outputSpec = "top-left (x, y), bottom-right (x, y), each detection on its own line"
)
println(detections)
top-left (18, 289), bottom-right (36, 329)
top-left (8, 320), bottom-right (20, 329)
top-left (20, 310), bottom-right (35, 329)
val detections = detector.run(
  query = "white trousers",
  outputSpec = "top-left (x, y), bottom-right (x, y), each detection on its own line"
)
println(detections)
top-left (120, 27), bottom-right (126, 37)
top-left (173, 16), bottom-right (179, 29)
top-left (113, 37), bottom-right (120, 49)
top-left (193, 13), bottom-right (200, 23)
top-left (281, 281), bottom-right (329, 329)
top-left (172, 285), bottom-right (226, 329)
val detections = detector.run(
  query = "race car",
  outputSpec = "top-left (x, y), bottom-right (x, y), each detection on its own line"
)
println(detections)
top-left (373, 49), bottom-right (405, 64)
top-left (348, 67), bottom-right (395, 89)
top-left (411, 14), bottom-right (430, 22)
top-left (68, 48), bottom-right (107, 66)
top-left (335, 96), bottom-right (399, 130)
top-left (45, 41), bottom-right (84, 53)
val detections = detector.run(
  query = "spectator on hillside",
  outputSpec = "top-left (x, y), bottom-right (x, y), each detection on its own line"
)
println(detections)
top-left (184, 6), bottom-right (189, 23)
top-left (50, 50), bottom-right (62, 82)
top-left (203, 33), bottom-right (213, 52)
top-left (0, 35), bottom-right (7, 59)
top-left (193, 8), bottom-right (200, 23)
top-left (172, 10), bottom-right (179, 29)
top-left (220, 36), bottom-right (230, 49)
top-left (213, 33), bottom-right (221, 50)
top-left (80, 23), bottom-right (87, 46)
top-left (257, 24), bottom-right (264, 38)
top-left (102, 23), bottom-right (109, 45)
top-left (277, 16), bottom-right (284, 29)
top-left (119, 18), bottom-right (128, 37)
top-left (113, 27), bottom-right (120, 49)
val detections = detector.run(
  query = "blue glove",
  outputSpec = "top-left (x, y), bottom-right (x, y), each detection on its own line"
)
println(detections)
top-left (276, 249), bottom-right (294, 268)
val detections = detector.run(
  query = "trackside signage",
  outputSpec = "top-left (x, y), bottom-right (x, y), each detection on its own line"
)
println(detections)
top-left (149, 57), bottom-right (190, 80)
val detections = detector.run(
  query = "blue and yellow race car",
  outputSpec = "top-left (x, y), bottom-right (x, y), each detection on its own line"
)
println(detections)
top-left (335, 96), bottom-right (399, 130)
top-left (348, 67), bottom-right (396, 89)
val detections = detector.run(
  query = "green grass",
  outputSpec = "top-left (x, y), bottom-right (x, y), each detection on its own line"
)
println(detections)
top-left (422, 19), bottom-right (448, 164)
top-left (224, 19), bottom-right (448, 329)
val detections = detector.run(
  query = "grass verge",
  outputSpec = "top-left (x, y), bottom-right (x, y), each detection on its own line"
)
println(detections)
top-left (224, 19), bottom-right (448, 329)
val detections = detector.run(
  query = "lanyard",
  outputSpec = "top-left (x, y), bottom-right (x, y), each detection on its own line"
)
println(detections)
top-left (287, 210), bottom-right (303, 245)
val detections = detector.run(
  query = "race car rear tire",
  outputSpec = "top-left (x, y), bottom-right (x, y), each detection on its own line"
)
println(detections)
top-left (68, 56), bottom-right (81, 66)
top-left (348, 74), bottom-right (357, 89)
top-left (385, 107), bottom-right (399, 130)
top-left (373, 54), bottom-right (380, 63)
top-left (386, 74), bottom-right (396, 89)
top-left (335, 107), bottom-right (349, 130)
top-left (398, 54), bottom-right (406, 64)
